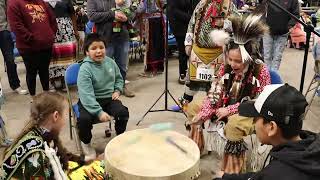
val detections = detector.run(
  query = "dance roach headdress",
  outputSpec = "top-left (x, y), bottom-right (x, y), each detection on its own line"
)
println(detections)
top-left (230, 14), bottom-right (269, 63)
top-left (210, 14), bottom-right (269, 63)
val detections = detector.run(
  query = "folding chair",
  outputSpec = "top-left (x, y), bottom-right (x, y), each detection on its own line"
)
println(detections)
top-left (304, 67), bottom-right (320, 117)
top-left (305, 38), bottom-right (320, 117)
top-left (64, 63), bottom-right (83, 154)
top-left (64, 63), bottom-right (113, 154)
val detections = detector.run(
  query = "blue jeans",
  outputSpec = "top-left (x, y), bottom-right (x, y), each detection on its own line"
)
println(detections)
top-left (263, 33), bottom-right (289, 71)
top-left (106, 41), bottom-right (129, 80)
top-left (0, 30), bottom-right (21, 90)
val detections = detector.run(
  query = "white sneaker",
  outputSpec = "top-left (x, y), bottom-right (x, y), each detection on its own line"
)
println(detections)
top-left (81, 142), bottom-right (96, 161)
top-left (14, 87), bottom-right (28, 95)
top-left (125, 80), bottom-right (130, 84)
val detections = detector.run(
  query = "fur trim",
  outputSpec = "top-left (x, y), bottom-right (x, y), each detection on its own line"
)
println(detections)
top-left (210, 30), bottom-right (230, 47)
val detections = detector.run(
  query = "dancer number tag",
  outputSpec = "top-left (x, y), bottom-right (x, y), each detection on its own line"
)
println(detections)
top-left (196, 67), bottom-right (214, 81)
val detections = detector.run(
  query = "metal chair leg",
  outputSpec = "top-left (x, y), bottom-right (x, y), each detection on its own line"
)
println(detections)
top-left (304, 74), bottom-right (320, 118)
top-left (69, 108), bottom-right (73, 140)
top-left (71, 112), bottom-right (84, 155)
top-left (305, 84), bottom-right (318, 116)
top-left (305, 74), bottom-right (316, 97)
top-left (73, 122), bottom-right (84, 155)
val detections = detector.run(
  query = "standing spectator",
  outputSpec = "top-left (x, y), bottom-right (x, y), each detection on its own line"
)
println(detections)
top-left (168, 0), bottom-right (200, 84)
top-left (47, 0), bottom-right (80, 91)
top-left (263, 0), bottom-right (300, 70)
top-left (7, 0), bottom-right (57, 98)
top-left (87, 0), bottom-right (136, 97)
top-left (178, 0), bottom-right (233, 108)
top-left (75, 6), bottom-right (88, 54)
top-left (0, 0), bottom-right (27, 95)
top-left (0, 76), bottom-right (12, 147)
top-left (136, 0), bottom-right (166, 77)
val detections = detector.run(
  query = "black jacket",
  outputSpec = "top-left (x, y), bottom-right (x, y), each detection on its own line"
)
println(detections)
top-left (220, 131), bottom-right (320, 180)
top-left (167, 0), bottom-right (199, 37)
top-left (265, 0), bottom-right (300, 35)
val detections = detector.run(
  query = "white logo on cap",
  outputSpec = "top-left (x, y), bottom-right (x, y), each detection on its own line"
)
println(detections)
top-left (268, 111), bottom-right (273, 116)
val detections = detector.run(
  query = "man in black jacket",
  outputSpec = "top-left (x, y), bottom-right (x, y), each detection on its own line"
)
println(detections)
top-left (263, 0), bottom-right (300, 70)
top-left (214, 83), bottom-right (320, 180)
top-left (167, 0), bottom-right (199, 84)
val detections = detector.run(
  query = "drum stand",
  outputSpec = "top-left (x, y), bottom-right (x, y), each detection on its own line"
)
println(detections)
top-left (136, 7), bottom-right (187, 126)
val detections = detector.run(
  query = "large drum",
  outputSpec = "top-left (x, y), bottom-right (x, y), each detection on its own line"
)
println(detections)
top-left (104, 128), bottom-right (200, 180)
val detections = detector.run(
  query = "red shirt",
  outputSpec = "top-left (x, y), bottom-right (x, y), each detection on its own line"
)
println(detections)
top-left (7, 0), bottom-right (57, 54)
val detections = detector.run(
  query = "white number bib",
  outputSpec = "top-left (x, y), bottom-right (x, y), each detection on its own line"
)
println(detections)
top-left (196, 67), bottom-right (214, 81)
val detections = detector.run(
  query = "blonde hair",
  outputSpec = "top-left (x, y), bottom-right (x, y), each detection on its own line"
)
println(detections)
top-left (4, 92), bottom-right (67, 155)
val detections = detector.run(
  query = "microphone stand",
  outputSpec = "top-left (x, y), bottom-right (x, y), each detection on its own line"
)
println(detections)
top-left (267, 0), bottom-right (320, 93)
top-left (136, 3), bottom-right (187, 126)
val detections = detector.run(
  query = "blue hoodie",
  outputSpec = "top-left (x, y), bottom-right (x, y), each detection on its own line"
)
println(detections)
top-left (77, 56), bottom-right (123, 117)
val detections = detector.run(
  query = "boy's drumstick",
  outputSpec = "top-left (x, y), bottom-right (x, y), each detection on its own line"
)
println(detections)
top-left (165, 136), bottom-right (188, 154)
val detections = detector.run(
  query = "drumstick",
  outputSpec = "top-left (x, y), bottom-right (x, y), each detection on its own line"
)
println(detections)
top-left (165, 136), bottom-right (188, 154)
top-left (165, 137), bottom-right (198, 161)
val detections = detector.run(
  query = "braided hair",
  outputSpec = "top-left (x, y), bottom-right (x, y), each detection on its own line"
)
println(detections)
top-left (4, 92), bottom-right (74, 170)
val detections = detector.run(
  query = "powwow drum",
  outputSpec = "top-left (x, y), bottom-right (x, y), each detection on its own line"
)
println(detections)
top-left (104, 128), bottom-right (201, 180)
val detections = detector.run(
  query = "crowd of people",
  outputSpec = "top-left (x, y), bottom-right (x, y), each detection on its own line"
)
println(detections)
top-left (1, 0), bottom-right (320, 179)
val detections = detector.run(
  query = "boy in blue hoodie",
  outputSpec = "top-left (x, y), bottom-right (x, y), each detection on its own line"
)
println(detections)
top-left (77, 33), bottom-right (129, 160)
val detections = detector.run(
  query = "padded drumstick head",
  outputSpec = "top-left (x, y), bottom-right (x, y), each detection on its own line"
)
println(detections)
top-left (149, 122), bottom-right (174, 132)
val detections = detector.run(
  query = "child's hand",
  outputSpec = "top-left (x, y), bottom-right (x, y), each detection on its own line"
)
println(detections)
top-left (216, 108), bottom-right (229, 121)
top-left (115, 0), bottom-right (124, 5)
top-left (99, 112), bottom-right (111, 122)
top-left (190, 115), bottom-right (203, 125)
top-left (112, 91), bottom-right (120, 100)
top-left (115, 11), bottom-right (127, 22)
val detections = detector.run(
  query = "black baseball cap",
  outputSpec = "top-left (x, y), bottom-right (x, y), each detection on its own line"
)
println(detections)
top-left (239, 84), bottom-right (308, 126)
